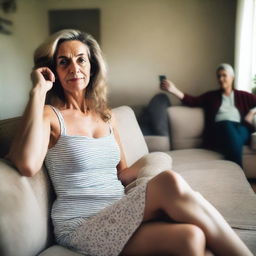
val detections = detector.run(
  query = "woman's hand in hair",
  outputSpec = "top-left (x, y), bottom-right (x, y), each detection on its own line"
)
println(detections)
top-left (31, 67), bottom-right (55, 93)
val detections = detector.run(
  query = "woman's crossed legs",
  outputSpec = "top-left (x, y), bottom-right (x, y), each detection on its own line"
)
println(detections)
top-left (121, 171), bottom-right (252, 256)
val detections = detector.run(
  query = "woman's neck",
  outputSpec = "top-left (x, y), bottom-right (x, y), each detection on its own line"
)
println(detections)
top-left (62, 91), bottom-right (89, 114)
top-left (222, 87), bottom-right (233, 96)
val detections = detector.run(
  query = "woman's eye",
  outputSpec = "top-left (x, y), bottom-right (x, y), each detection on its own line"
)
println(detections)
top-left (78, 57), bottom-right (86, 64)
top-left (59, 59), bottom-right (68, 66)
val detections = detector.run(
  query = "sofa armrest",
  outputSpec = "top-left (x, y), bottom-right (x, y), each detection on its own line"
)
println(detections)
top-left (0, 159), bottom-right (53, 256)
top-left (251, 132), bottom-right (256, 150)
top-left (144, 136), bottom-right (170, 152)
top-left (125, 152), bottom-right (172, 194)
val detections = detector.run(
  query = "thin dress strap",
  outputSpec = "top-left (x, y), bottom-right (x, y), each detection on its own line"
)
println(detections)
top-left (107, 120), bottom-right (113, 135)
top-left (49, 106), bottom-right (67, 135)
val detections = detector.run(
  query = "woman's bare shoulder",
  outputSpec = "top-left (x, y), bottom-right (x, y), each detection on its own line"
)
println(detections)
top-left (43, 105), bottom-right (59, 126)
top-left (44, 104), bottom-right (53, 114)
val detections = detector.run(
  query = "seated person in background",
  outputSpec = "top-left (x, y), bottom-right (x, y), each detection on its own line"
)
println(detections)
top-left (160, 63), bottom-right (256, 167)
top-left (6, 31), bottom-right (253, 256)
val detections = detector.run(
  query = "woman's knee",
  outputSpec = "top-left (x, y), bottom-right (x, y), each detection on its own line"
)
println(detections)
top-left (153, 170), bottom-right (191, 196)
top-left (144, 171), bottom-right (193, 221)
top-left (181, 224), bottom-right (206, 256)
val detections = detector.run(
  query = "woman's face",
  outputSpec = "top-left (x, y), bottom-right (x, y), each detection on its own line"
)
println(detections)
top-left (55, 40), bottom-right (91, 94)
top-left (217, 69), bottom-right (234, 91)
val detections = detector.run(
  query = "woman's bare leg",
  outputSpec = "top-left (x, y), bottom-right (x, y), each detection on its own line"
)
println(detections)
top-left (122, 222), bottom-right (207, 256)
top-left (140, 170), bottom-right (252, 256)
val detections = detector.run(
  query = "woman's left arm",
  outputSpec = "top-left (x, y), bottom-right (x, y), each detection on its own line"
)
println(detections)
top-left (243, 92), bottom-right (256, 126)
top-left (244, 107), bottom-right (256, 126)
top-left (111, 112), bottom-right (140, 186)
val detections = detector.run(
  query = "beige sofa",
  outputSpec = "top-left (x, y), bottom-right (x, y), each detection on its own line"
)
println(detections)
top-left (0, 106), bottom-right (256, 256)
top-left (145, 106), bottom-right (256, 179)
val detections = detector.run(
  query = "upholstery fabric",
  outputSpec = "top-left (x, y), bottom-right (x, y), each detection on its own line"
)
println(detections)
top-left (38, 245), bottom-right (82, 256)
top-left (167, 106), bottom-right (204, 149)
top-left (112, 106), bottom-right (148, 166)
top-left (0, 117), bottom-right (22, 158)
top-left (0, 160), bottom-right (54, 256)
top-left (125, 152), bottom-right (172, 194)
top-left (251, 132), bottom-right (256, 150)
top-left (144, 135), bottom-right (170, 152)
top-left (174, 160), bottom-right (256, 253)
top-left (167, 148), bottom-right (223, 169)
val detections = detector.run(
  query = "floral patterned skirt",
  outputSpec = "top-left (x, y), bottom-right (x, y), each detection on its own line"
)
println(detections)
top-left (57, 182), bottom-right (148, 256)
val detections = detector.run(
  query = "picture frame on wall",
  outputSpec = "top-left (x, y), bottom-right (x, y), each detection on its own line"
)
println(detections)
top-left (48, 9), bottom-right (100, 43)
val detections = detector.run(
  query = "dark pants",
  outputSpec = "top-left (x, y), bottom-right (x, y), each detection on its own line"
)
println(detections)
top-left (212, 121), bottom-right (250, 167)
top-left (138, 93), bottom-right (171, 136)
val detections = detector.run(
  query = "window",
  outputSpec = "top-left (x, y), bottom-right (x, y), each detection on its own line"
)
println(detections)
top-left (235, 0), bottom-right (256, 91)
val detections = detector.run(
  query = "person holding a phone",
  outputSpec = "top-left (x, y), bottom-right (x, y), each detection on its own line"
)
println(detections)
top-left (160, 64), bottom-right (256, 167)
top-left (6, 31), bottom-right (253, 256)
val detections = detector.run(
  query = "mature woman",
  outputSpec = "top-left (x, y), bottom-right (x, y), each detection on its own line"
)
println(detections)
top-left (7, 30), bottom-right (252, 256)
top-left (161, 63), bottom-right (256, 167)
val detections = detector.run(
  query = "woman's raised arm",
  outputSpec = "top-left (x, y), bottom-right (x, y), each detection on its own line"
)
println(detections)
top-left (6, 67), bottom-right (55, 177)
top-left (160, 79), bottom-right (185, 100)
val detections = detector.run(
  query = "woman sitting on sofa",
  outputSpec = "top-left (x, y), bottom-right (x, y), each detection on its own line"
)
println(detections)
top-left (161, 63), bottom-right (256, 167)
top-left (7, 30), bottom-right (252, 256)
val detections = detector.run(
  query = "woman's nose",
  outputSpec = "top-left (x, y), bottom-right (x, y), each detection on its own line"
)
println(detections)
top-left (69, 61), bottom-right (79, 74)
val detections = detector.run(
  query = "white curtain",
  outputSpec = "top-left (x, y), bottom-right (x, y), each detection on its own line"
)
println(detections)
top-left (235, 0), bottom-right (256, 91)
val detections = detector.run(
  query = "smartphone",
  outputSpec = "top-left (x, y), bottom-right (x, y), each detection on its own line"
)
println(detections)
top-left (159, 75), bottom-right (166, 83)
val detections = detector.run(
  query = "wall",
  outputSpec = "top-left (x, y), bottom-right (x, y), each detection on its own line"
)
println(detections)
top-left (0, 0), bottom-right (47, 119)
top-left (0, 0), bottom-right (237, 119)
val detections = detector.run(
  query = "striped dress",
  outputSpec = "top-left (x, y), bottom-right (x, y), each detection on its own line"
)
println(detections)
top-left (45, 106), bottom-right (147, 256)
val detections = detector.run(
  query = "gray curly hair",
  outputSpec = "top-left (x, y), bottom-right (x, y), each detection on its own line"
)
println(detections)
top-left (216, 63), bottom-right (235, 77)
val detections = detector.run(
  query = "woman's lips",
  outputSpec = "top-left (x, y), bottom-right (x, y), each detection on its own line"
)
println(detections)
top-left (68, 77), bottom-right (84, 82)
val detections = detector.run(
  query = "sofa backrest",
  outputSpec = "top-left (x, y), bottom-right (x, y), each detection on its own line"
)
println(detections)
top-left (0, 116), bottom-right (55, 256)
top-left (167, 106), bottom-right (204, 150)
top-left (0, 117), bottom-right (22, 158)
top-left (0, 161), bottom-right (54, 256)
top-left (113, 106), bottom-right (149, 166)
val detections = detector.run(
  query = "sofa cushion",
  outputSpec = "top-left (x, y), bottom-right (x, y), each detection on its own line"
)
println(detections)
top-left (125, 152), bottom-right (172, 194)
top-left (243, 149), bottom-right (256, 178)
top-left (113, 106), bottom-right (149, 166)
top-left (167, 106), bottom-right (204, 149)
top-left (0, 159), bottom-right (54, 256)
top-left (0, 117), bottom-right (22, 158)
top-left (167, 148), bottom-right (224, 169)
top-left (250, 132), bottom-right (256, 150)
top-left (174, 160), bottom-right (256, 230)
top-left (144, 135), bottom-right (170, 152)
top-left (234, 229), bottom-right (256, 255)
top-left (38, 245), bottom-right (82, 256)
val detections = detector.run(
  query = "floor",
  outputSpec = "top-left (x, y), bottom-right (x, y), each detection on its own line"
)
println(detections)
top-left (249, 179), bottom-right (256, 193)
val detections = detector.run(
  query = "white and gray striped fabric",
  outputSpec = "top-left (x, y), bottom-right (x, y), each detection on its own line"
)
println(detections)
top-left (44, 106), bottom-right (124, 240)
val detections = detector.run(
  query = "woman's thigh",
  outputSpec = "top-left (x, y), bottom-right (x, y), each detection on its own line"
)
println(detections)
top-left (121, 222), bottom-right (205, 256)
top-left (236, 124), bottom-right (250, 144)
top-left (213, 121), bottom-right (250, 145)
